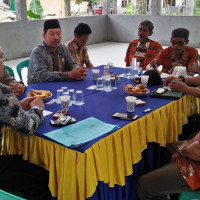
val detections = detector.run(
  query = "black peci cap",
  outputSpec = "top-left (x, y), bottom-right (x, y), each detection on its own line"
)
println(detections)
top-left (43, 19), bottom-right (61, 31)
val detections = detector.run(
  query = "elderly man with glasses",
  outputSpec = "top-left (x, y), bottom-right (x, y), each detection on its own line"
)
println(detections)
top-left (148, 28), bottom-right (199, 76)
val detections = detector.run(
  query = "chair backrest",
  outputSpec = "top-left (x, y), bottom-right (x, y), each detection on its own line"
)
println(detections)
top-left (3, 65), bottom-right (15, 78)
top-left (16, 59), bottom-right (30, 82)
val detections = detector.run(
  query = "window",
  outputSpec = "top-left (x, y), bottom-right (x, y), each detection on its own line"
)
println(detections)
top-left (0, 0), bottom-right (16, 22)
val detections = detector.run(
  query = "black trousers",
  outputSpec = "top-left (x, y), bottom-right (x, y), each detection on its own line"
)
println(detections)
top-left (181, 114), bottom-right (200, 140)
top-left (0, 155), bottom-right (52, 200)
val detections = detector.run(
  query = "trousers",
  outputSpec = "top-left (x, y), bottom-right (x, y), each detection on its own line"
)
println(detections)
top-left (137, 142), bottom-right (191, 200)
top-left (0, 155), bottom-right (52, 200)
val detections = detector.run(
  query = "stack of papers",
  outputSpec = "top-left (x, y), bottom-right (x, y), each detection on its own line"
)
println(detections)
top-left (44, 117), bottom-right (119, 147)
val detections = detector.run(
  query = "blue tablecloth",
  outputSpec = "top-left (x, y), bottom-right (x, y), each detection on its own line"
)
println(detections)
top-left (22, 66), bottom-right (179, 153)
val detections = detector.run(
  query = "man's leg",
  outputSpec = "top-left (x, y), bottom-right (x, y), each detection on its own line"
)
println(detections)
top-left (137, 161), bottom-right (191, 200)
top-left (0, 155), bottom-right (52, 200)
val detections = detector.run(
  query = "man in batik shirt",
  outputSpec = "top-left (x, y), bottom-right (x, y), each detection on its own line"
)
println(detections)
top-left (28, 19), bottom-right (88, 85)
top-left (149, 28), bottom-right (198, 76)
top-left (66, 23), bottom-right (93, 68)
top-left (125, 20), bottom-right (163, 70)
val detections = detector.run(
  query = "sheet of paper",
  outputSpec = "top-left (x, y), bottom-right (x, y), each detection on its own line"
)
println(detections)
top-left (87, 85), bottom-right (96, 90)
top-left (44, 117), bottom-right (119, 147)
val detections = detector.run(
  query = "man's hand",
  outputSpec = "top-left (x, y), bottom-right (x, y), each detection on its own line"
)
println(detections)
top-left (163, 76), bottom-right (177, 86)
top-left (168, 81), bottom-right (187, 92)
top-left (20, 97), bottom-right (36, 110)
top-left (171, 151), bottom-right (181, 161)
top-left (30, 98), bottom-right (45, 110)
top-left (9, 83), bottom-right (26, 97)
top-left (68, 67), bottom-right (87, 80)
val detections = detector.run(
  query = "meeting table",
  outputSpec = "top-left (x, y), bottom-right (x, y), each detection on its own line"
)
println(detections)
top-left (1, 66), bottom-right (200, 200)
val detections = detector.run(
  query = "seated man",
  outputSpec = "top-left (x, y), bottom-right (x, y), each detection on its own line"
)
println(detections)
top-left (164, 75), bottom-right (200, 140)
top-left (65, 23), bottom-right (93, 68)
top-left (124, 20), bottom-right (163, 70)
top-left (0, 47), bottom-right (25, 97)
top-left (148, 28), bottom-right (199, 76)
top-left (0, 83), bottom-right (52, 200)
top-left (137, 132), bottom-right (200, 200)
top-left (28, 19), bottom-right (87, 85)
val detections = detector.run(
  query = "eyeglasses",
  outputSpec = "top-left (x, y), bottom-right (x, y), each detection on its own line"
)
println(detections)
top-left (170, 39), bottom-right (186, 46)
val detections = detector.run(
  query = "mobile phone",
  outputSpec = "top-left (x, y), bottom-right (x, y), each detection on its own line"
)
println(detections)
top-left (154, 88), bottom-right (167, 94)
top-left (53, 110), bottom-right (67, 119)
top-left (50, 116), bottom-right (72, 126)
top-left (113, 112), bottom-right (138, 120)
top-left (135, 99), bottom-right (146, 106)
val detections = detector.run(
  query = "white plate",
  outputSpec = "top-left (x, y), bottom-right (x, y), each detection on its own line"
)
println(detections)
top-left (41, 93), bottom-right (53, 101)
top-left (125, 90), bottom-right (150, 97)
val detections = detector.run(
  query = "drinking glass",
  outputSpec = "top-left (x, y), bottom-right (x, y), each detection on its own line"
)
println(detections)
top-left (96, 77), bottom-right (104, 90)
top-left (56, 89), bottom-right (63, 104)
top-left (68, 89), bottom-right (75, 106)
top-left (74, 90), bottom-right (84, 105)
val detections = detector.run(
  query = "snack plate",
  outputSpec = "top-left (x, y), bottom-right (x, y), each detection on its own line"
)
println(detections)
top-left (125, 90), bottom-right (150, 97)
top-left (27, 92), bottom-right (53, 101)
top-left (41, 93), bottom-right (53, 101)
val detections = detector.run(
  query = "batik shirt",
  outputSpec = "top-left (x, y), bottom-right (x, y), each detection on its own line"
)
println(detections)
top-left (125, 39), bottom-right (163, 70)
top-left (0, 83), bottom-right (43, 135)
top-left (66, 39), bottom-right (93, 68)
top-left (149, 46), bottom-right (199, 74)
top-left (176, 132), bottom-right (200, 190)
top-left (28, 42), bottom-right (78, 85)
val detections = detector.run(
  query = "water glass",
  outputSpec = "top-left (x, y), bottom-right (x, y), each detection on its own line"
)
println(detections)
top-left (103, 65), bottom-right (110, 76)
top-left (111, 77), bottom-right (117, 89)
top-left (59, 95), bottom-right (70, 112)
top-left (96, 77), bottom-right (104, 90)
top-left (103, 75), bottom-right (112, 92)
top-left (56, 89), bottom-right (63, 104)
top-left (61, 86), bottom-right (68, 93)
top-left (74, 90), bottom-right (84, 105)
top-left (125, 96), bottom-right (137, 112)
top-left (68, 89), bottom-right (75, 106)
top-left (107, 62), bottom-right (113, 73)
top-left (124, 67), bottom-right (131, 79)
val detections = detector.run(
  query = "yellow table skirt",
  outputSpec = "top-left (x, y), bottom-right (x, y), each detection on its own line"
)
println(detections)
top-left (1, 94), bottom-right (200, 200)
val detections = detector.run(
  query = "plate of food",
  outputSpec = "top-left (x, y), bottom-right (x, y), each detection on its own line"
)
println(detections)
top-left (27, 89), bottom-right (52, 101)
top-left (124, 84), bottom-right (150, 96)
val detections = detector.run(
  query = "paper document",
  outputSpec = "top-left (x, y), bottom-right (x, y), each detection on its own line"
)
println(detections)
top-left (44, 117), bottom-right (119, 147)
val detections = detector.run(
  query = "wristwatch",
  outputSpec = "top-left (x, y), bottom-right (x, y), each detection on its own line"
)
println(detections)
top-left (31, 105), bottom-right (43, 111)
top-left (177, 144), bottom-right (187, 157)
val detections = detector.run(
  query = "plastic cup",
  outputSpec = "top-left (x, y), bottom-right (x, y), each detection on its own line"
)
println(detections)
top-left (107, 62), bottom-right (113, 73)
top-left (96, 77), bottom-right (104, 90)
top-left (140, 75), bottom-right (149, 88)
top-left (68, 89), bottom-right (75, 106)
top-left (92, 69), bottom-right (100, 80)
top-left (124, 67), bottom-right (131, 79)
top-left (103, 75), bottom-right (112, 92)
top-left (125, 96), bottom-right (137, 112)
top-left (111, 77), bottom-right (117, 89)
top-left (61, 86), bottom-right (68, 93)
top-left (74, 90), bottom-right (84, 105)
top-left (56, 89), bottom-right (63, 104)
top-left (59, 95), bottom-right (70, 112)
top-left (103, 65), bottom-right (110, 76)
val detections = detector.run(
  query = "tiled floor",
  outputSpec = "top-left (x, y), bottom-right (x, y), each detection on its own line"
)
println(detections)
top-left (4, 42), bottom-right (200, 84)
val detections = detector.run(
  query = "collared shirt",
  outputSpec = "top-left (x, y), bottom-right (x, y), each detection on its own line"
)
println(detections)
top-left (150, 46), bottom-right (199, 74)
top-left (0, 83), bottom-right (43, 136)
top-left (125, 39), bottom-right (163, 70)
top-left (65, 39), bottom-right (93, 68)
top-left (176, 132), bottom-right (200, 190)
top-left (28, 42), bottom-right (78, 85)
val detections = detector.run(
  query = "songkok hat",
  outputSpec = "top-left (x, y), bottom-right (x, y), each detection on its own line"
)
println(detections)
top-left (171, 28), bottom-right (189, 40)
top-left (144, 70), bottom-right (162, 85)
top-left (43, 19), bottom-right (61, 31)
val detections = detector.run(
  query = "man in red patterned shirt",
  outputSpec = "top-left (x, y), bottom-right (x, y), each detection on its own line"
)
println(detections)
top-left (124, 20), bottom-right (163, 70)
top-left (149, 28), bottom-right (199, 76)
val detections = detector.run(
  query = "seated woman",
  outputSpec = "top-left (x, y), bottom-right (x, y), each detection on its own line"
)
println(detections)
top-left (0, 47), bottom-right (26, 97)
